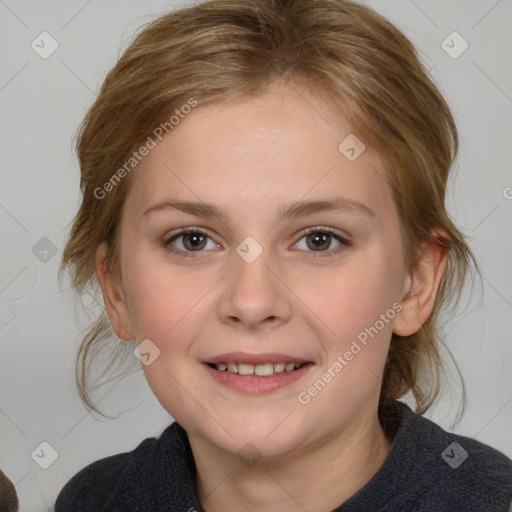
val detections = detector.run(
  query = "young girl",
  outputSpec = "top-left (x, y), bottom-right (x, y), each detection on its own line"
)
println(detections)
top-left (55, 0), bottom-right (512, 510)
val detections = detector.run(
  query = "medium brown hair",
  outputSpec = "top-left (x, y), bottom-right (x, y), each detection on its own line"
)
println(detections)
top-left (61, 0), bottom-right (476, 415)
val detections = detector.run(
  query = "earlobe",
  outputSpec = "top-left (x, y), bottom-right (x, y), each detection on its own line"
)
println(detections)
top-left (393, 235), bottom-right (449, 337)
top-left (393, 293), bottom-right (422, 336)
top-left (95, 243), bottom-right (134, 341)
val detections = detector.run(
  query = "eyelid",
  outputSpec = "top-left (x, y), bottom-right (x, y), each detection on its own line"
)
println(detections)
top-left (164, 226), bottom-right (211, 239)
top-left (295, 225), bottom-right (350, 243)
top-left (164, 225), bottom-right (350, 243)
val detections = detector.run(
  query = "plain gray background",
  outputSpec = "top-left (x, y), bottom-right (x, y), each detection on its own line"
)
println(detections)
top-left (1, 0), bottom-right (511, 510)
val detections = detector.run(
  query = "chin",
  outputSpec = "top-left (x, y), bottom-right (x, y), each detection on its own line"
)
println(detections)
top-left (202, 415), bottom-right (310, 461)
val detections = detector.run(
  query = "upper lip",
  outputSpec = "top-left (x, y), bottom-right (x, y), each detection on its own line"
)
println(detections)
top-left (205, 352), bottom-right (312, 365)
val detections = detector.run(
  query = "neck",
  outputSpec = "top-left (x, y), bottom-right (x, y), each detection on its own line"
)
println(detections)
top-left (189, 407), bottom-right (392, 512)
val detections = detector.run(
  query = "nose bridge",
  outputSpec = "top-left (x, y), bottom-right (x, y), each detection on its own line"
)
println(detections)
top-left (232, 237), bottom-right (280, 303)
top-left (217, 236), bottom-right (292, 328)
top-left (234, 241), bottom-right (275, 293)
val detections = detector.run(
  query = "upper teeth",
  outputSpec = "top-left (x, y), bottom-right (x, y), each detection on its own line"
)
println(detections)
top-left (214, 362), bottom-right (303, 376)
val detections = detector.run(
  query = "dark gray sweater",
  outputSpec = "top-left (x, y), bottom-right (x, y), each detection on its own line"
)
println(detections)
top-left (54, 399), bottom-right (512, 511)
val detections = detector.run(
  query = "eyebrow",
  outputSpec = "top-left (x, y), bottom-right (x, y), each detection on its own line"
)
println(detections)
top-left (143, 196), bottom-right (376, 222)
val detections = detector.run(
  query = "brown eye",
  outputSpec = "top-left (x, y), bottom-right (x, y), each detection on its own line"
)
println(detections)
top-left (305, 232), bottom-right (332, 251)
top-left (294, 228), bottom-right (350, 257)
top-left (164, 228), bottom-right (218, 256)
top-left (181, 232), bottom-right (207, 251)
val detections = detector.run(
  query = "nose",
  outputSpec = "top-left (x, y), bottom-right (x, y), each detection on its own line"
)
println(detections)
top-left (217, 244), bottom-right (293, 331)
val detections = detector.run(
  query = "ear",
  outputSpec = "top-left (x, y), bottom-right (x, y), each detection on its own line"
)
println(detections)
top-left (95, 243), bottom-right (134, 341)
top-left (393, 233), bottom-right (449, 337)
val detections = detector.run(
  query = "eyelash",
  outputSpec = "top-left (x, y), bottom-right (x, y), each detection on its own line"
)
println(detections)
top-left (163, 226), bottom-right (350, 259)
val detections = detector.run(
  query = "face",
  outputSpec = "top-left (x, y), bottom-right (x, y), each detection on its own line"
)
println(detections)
top-left (105, 84), bottom-right (412, 458)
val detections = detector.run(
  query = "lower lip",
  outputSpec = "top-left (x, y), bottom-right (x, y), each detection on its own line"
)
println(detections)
top-left (203, 363), bottom-right (313, 394)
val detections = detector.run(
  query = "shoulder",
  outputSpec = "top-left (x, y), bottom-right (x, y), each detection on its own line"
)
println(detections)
top-left (427, 427), bottom-right (512, 509)
top-left (54, 424), bottom-right (175, 511)
top-left (391, 400), bottom-right (512, 510)
top-left (54, 451), bottom-right (137, 511)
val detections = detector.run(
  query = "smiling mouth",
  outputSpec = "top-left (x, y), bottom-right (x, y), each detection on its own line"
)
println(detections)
top-left (206, 362), bottom-right (308, 376)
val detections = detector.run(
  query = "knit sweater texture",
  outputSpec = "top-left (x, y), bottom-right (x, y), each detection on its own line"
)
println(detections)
top-left (55, 399), bottom-right (512, 511)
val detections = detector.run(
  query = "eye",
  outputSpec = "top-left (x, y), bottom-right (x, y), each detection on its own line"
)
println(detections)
top-left (293, 227), bottom-right (350, 256)
top-left (163, 226), bottom-right (350, 258)
top-left (164, 228), bottom-right (219, 256)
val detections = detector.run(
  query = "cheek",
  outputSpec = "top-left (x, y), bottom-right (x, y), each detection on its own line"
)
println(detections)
top-left (122, 252), bottom-right (208, 344)
top-left (304, 251), bottom-right (401, 360)
top-left (123, 259), bottom-right (211, 412)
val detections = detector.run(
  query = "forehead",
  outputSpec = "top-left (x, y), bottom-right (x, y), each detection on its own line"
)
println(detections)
top-left (123, 84), bottom-right (395, 223)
